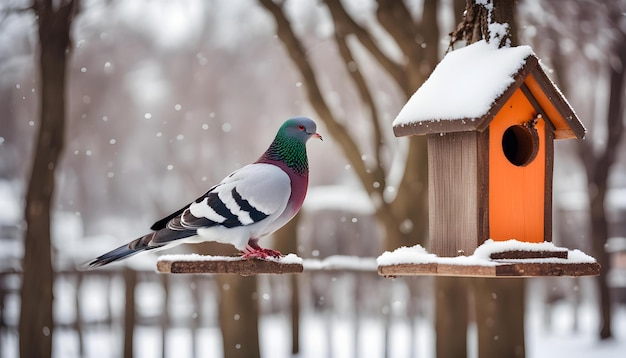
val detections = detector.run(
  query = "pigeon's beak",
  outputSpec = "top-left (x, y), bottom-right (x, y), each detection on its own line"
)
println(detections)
top-left (312, 132), bottom-right (323, 141)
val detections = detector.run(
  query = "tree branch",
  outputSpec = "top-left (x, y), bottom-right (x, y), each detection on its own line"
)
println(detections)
top-left (594, 13), bottom-right (626, 186)
top-left (257, 0), bottom-right (375, 193)
top-left (328, 6), bottom-right (386, 191)
top-left (323, 0), bottom-right (406, 93)
top-left (375, 0), bottom-right (438, 92)
top-left (375, 0), bottom-right (420, 59)
top-left (573, 3), bottom-right (626, 188)
top-left (449, 0), bottom-right (488, 48)
top-left (0, 5), bottom-right (33, 31)
top-left (449, 0), bottom-right (516, 49)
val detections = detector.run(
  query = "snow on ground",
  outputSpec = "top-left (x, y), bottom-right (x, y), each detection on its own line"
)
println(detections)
top-left (261, 313), bottom-right (435, 358)
top-left (184, 305), bottom-right (626, 358)
top-left (303, 255), bottom-right (378, 271)
top-left (527, 304), bottom-right (626, 358)
top-left (51, 305), bottom-right (626, 358)
top-left (0, 181), bottom-right (21, 224)
top-left (303, 185), bottom-right (376, 215)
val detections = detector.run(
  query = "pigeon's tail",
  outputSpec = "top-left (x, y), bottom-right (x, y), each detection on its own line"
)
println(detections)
top-left (80, 232), bottom-right (159, 270)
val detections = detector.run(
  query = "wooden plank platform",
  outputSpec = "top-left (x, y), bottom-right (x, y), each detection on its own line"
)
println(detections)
top-left (156, 255), bottom-right (303, 276)
top-left (378, 261), bottom-right (600, 278)
top-left (489, 249), bottom-right (568, 260)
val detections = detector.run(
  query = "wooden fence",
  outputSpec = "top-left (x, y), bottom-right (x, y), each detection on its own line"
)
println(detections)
top-left (1, 262), bottom-right (432, 358)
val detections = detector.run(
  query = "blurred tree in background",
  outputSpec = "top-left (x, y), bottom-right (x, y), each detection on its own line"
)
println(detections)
top-left (522, 0), bottom-right (626, 340)
top-left (19, 1), bottom-right (78, 358)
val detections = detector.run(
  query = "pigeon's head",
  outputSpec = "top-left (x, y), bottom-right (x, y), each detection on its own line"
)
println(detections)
top-left (260, 117), bottom-right (322, 173)
top-left (279, 117), bottom-right (323, 143)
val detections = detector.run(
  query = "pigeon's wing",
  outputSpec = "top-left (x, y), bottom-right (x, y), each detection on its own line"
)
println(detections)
top-left (150, 164), bottom-right (291, 245)
top-left (149, 184), bottom-right (219, 231)
top-left (150, 208), bottom-right (186, 231)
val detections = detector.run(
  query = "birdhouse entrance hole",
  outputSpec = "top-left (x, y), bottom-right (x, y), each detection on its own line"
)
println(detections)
top-left (502, 124), bottom-right (539, 166)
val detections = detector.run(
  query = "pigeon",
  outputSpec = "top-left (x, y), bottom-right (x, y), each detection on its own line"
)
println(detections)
top-left (84, 117), bottom-right (322, 269)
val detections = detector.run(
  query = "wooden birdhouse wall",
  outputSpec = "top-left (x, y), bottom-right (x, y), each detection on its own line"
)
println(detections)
top-left (427, 130), bottom-right (489, 257)
top-left (427, 88), bottom-right (557, 257)
top-left (488, 89), bottom-right (553, 243)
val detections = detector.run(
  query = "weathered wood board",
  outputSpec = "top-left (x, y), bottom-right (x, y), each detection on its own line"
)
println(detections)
top-left (157, 255), bottom-right (303, 276)
top-left (378, 261), bottom-right (600, 278)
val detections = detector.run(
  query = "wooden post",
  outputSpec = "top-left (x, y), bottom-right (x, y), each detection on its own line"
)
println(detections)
top-left (290, 273), bottom-right (300, 354)
top-left (75, 272), bottom-right (85, 357)
top-left (192, 242), bottom-right (262, 358)
top-left (272, 213), bottom-right (301, 354)
top-left (436, 277), bottom-right (469, 358)
top-left (159, 274), bottom-right (170, 357)
top-left (474, 278), bottom-right (525, 358)
top-left (218, 275), bottom-right (260, 358)
top-left (190, 276), bottom-right (200, 358)
top-left (123, 268), bottom-right (136, 358)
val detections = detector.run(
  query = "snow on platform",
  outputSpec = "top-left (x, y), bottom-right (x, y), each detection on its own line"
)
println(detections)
top-left (156, 253), bottom-right (381, 274)
top-left (156, 253), bottom-right (303, 275)
top-left (377, 239), bottom-right (600, 278)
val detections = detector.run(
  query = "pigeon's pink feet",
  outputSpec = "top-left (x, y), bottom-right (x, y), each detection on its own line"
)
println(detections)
top-left (242, 242), bottom-right (282, 259)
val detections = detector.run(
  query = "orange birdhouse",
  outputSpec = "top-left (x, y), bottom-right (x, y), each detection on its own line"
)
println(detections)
top-left (378, 41), bottom-right (599, 277)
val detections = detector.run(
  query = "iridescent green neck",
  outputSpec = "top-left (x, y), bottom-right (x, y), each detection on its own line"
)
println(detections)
top-left (260, 134), bottom-right (308, 176)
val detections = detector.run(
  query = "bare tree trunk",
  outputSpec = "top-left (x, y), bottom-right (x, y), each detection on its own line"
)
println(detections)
top-left (577, 15), bottom-right (626, 338)
top-left (450, 0), bottom-right (517, 48)
top-left (547, 3), bottom-right (626, 340)
top-left (19, 1), bottom-right (77, 357)
top-left (588, 190), bottom-right (613, 339)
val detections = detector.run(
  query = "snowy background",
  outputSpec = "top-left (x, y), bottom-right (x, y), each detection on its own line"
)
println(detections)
top-left (1, 0), bottom-right (626, 357)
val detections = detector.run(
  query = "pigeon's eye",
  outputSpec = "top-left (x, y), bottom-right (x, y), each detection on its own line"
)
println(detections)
top-left (298, 124), bottom-right (305, 130)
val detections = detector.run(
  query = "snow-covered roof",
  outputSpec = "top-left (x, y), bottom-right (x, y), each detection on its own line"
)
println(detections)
top-left (392, 40), bottom-right (585, 139)
top-left (394, 41), bottom-right (533, 126)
